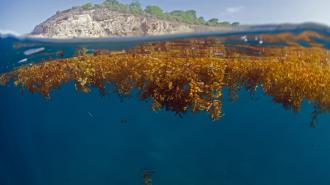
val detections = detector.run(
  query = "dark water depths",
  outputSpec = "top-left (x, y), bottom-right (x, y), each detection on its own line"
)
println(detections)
top-left (1, 30), bottom-right (330, 185)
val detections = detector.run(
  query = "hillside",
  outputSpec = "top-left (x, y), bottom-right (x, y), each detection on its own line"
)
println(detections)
top-left (28, 1), bottom-right (330, 39)
top-left (29, 1), bottom-right (238, 39)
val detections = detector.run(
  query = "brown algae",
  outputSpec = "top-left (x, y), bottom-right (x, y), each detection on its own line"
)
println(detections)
top-left (1, 34), bottom-right (330, 121)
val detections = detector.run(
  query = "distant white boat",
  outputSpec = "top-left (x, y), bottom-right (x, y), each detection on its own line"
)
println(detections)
top-left (23, 47), bottom-right (45, 56)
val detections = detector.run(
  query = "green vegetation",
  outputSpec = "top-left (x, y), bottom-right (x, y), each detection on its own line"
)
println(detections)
top-left (79, 0), bottom-right (237, 26)
top-left (81, 3), bottom-right (94, 10)
top-left (168, 10), bottom-right (206, 24)
top-left (231, 22), bottom-right (240, 26)
top-left (102, 0), bottom-right (128, 12)
top-left (145, 5), bottom-right (165, 18)
top-left (129, 1), bottom-right (143, 14)
top-left (207, 18), bottom-right (219, 26)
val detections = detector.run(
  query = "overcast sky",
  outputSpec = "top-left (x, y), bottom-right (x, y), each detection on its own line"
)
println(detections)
top-left (0, 0), bottom-right (329, 35)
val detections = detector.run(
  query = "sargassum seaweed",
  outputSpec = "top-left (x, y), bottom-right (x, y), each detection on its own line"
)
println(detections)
top-left (1, 36), bottom-right (330, 122)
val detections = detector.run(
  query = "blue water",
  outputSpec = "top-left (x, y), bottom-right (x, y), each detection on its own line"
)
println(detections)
top-left (1, 31), bottom-right (330, 185)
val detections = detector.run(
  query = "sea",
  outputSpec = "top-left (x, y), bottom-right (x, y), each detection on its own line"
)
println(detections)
top-left (1, 29), bottom-right (330, 185)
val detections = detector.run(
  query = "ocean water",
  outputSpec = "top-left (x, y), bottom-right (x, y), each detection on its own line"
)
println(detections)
top-left (1, 30), bottom-right (330, 185)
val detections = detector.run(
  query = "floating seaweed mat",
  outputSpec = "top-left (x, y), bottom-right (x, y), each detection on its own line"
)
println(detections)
top-left (1, 37), bottom-right (330, 123)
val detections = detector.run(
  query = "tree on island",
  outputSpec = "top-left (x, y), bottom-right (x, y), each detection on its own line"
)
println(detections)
top-left (81, 3), bottom-right (94, 10)
top-left (145, 5), bottom-right (165, 18)
top-left (207, 18), bottom-right (219, 25)
top-left (79, 0), bottom-right (239, 26)
top-left (129, 1), bottom-right (143, 14)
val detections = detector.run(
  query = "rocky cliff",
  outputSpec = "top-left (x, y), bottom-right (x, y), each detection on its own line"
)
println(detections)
top-left (30, 7), bottom-right (234, 39)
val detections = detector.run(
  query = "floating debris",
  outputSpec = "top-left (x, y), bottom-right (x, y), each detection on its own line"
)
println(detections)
top-left (23, 47), bottom-right (45, 56)
top-left (17, 58), bottom-right (28, 64)
top-left (13, 42), bottom-right (42, 49)
top-left (57, 50), bottom-right (65, 57)
top-left (120, 118), bottom-right (128, 124)
top-left (87, 112), bottom-right (94, 118)
top-left (240, 35), bottom-right (248, 42)
top-left (143, 170), bottom-right (154, 185)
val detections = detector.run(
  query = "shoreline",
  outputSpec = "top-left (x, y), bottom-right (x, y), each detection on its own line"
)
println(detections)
top-left (18, 22), bottom-right (330, 43)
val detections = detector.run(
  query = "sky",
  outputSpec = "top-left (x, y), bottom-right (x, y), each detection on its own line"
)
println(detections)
top-left (0, 0), bottom-right (329, 35)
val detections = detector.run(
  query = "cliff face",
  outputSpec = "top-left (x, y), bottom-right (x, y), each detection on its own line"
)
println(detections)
top-left (30, 7), bottom-right (230, 39)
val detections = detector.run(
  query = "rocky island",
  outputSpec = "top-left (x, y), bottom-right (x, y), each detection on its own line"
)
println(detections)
top-left (29, 0), bottom-right (240, 39)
